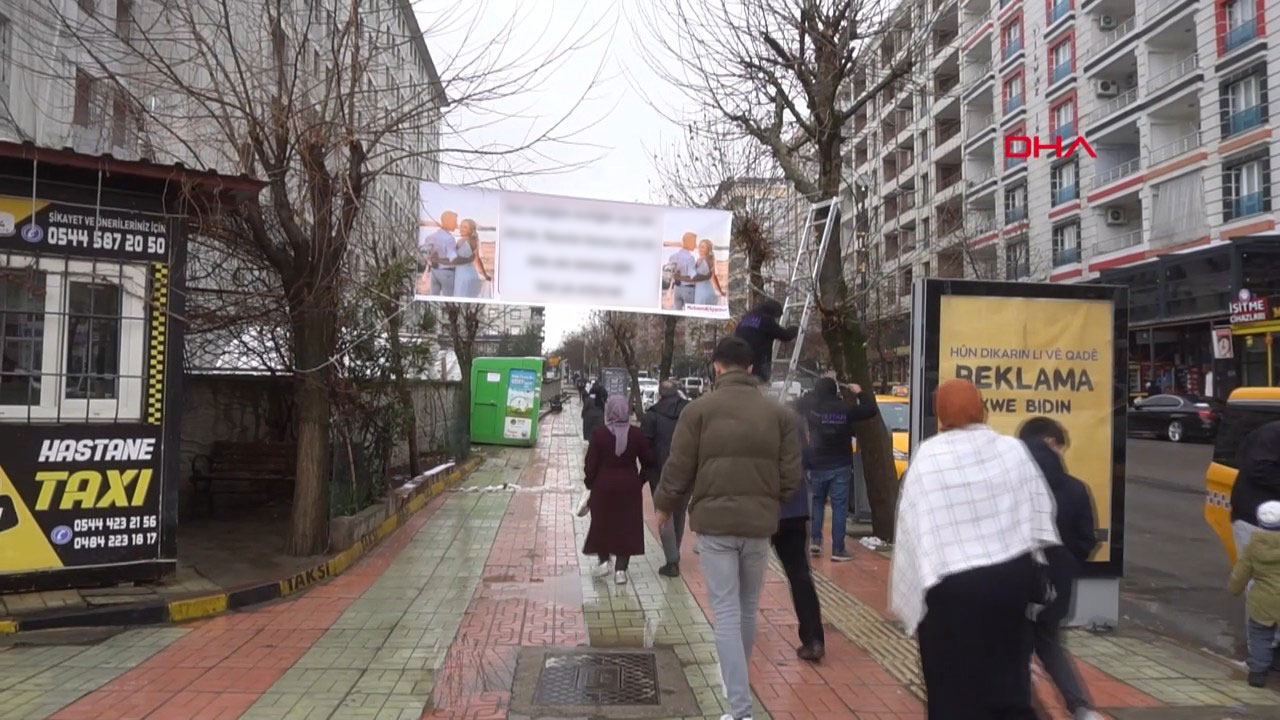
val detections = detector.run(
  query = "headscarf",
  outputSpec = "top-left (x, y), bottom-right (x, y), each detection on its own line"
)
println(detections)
top-left (934, 379), bottom-right (986, 430)
top-left (604, 395), bottom-right (631, 456)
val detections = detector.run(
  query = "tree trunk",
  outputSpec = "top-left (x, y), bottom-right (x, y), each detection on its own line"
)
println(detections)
top-left (288, 316), bottom-right (333, 556)
top-left (659, 315), bottom-right (677, 380)
top-left (748, 254), bottom-right (765, 306)
top-left (384, 306), bottom-right (421, 477)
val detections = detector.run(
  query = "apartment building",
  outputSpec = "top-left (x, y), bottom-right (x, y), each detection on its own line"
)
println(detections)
top-left (846, 0), bottom-right (965, 384)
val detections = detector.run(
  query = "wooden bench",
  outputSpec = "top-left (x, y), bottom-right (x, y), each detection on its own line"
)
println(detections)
top-left (190, 441), bottom-right (296, 517)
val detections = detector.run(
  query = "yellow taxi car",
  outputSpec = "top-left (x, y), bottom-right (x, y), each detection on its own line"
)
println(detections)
top-left (1205, 387), bottom-right (1280, 564)
top-left (851, 392), bottom-right (910, 480)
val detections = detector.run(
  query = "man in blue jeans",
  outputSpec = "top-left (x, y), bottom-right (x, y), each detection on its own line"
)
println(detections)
top-left (800, 374), bottom-right (879, 562)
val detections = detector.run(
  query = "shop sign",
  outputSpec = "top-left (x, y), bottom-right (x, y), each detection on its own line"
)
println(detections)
top-left (0, 194), bottom-right (170, 262)
top-left (0, 425), bottom-right (163, 574)
top-left (1230, 289), bottom-right (1272, 325)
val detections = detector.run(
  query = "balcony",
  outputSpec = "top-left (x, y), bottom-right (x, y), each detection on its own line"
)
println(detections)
top-left (1005, 154), bottom-right (1026, 170)
top-left (1148, 128), bottom-right (1200, 166)
top-left (1053, 183), bottom-right (1078, 205)
top-left (1049, 0), bottom-right (1070, 23)
top-left (1148, 53), bottom-right (1198, 88)
top-left (1053, 245), bottom-right (1082, 266)
top-left (1094, 157), bottom-right (1140, 187)
top-left (964, 61), bottom-right (994, 90)
top-left (1086, 16), bottom-right (1135, 60)
top-left (1095, 229), bottom-right (1142, 255)
top-left (1004, 93), bottom-right (1024, 114)
top-left (1052, 61), bottom-right (1072, 84)
top-left (968, 164), bottom-right (997, 186)
top-left (971, 209), bottom-right (998, 233)
top-left (1054, 121), bottom-right (1076, 139)
top-left (967, 113), bottom-right (995, 138)
top-left (938, 171), bottom-right (963, 191)
top-left (1232, 191), bottom-right (1264, 219)
top-left (1227, 105), bottom-right (1263, 137)
top-left (1006, 259), bottom-right (1031, 280)
top-left (1226, 18), bottom-right (1258, 52)
top-left (1002, 37), bottom-right (1023, 61)
top-left (1006, 205), bottom-right (1028, 223)
top-left (1087, 87), bottom-right (1137, 125)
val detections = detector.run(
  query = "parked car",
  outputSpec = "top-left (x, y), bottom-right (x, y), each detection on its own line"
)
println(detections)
top-left (769, 379), bottom-right (805, 402)
top-left (871, 394), bottom-right (910, 480)
top-left (681, 377), bottom-right (704, 398)
top-left (1205, 387), bottom-right (1280, 563)
top-left (1128, 393), bottom-right (1223, 443)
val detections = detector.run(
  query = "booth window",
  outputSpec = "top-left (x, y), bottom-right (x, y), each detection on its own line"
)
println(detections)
top-left (0, 257), bottom-right (146, 422)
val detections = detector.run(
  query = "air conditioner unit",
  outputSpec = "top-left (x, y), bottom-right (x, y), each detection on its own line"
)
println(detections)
top-left (1106, 207), bottom-right (1127, 226)
top-left (1098, 14), bottom-right (1117, 29)
top-left (1096, 79), bottom-right (1120, 97)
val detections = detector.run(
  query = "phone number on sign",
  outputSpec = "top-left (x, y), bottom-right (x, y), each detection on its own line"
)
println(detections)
top-left (72, 515), bottom-right (158, 533)
top-left (72, 532), bottom-right (159, 550)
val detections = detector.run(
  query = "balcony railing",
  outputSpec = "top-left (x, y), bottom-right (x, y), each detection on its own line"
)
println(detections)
top-left (1148, 53), bottom-right (1198, 88)
top-left (1052, 61), bottom-right (1072, 83)
top-left (1053, 245), bottom-right (1082, 267)
top-left (1228, 105), bottom-right (1264, 137)
top-left (1094, 157), bottom-right (1140, 187)
top-left (1054, 121), bottom-right (1076, 139)
top-left (1052, 183), bottom-right (1078, 205)
top-left (1002, 37), bottom-right (1023, 60)
top-left (1089, 16), bottom-right (1135, 58)
top-left (1005, 154), bottom-right (1026, 169)
top-left (964, 61), bottom-right (993, 88)
top-left (1005, 205), bottom-right (1028, 223)
top-left (1226, 18), bottom-right (1258, 52)
top-left (967, 113), bottom-right (995, 138)
top-left (1232, 191), bottom-right (1264, 219)
top-left (1148, 128), bottom-right (1201, 166)
top-left (1006, 261), bottom-right (1031, 280)
top-left (971, 210), bottom-right (998, 233)
top-left (968, 165), bottom-right (998, 186)
top-left (1087, 87), bottom-right (1137, 125)
top-left (1004, 94), bottom-right (1024, 113)
top-left (1049, 0), bottom-right (1070, 22)
top-left (938, 172), bottom-right (963, 191)
top-left (1094, 229), bottom-right (1142, 255)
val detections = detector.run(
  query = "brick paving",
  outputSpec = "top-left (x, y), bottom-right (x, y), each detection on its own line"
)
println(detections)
top-left (0, 405), bottom-right (1277, 719)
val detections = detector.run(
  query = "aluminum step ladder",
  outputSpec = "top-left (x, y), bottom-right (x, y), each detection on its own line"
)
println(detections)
top-left (769, 198), bottom-right (841, 400)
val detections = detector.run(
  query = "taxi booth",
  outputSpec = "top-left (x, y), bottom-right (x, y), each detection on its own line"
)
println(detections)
top-left (0, 143), bottom-right (260, 592)
top-left (909, 278), bottom-right (1129, 627)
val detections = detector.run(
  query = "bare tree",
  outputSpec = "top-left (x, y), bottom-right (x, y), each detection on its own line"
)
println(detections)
top-left (600, 311), bottom-right (646, 418)
top-left (33, 0), bottom-right (606, 553)
top-left (638, 0), bottom-right (919, 538)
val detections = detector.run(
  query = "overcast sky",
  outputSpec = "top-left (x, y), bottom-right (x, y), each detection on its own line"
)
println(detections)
top-left (417, 0), bottom-right (689, 351)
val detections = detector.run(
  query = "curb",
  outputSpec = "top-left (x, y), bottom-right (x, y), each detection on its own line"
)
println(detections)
top-left (0, 456), bottom-right (483, 635)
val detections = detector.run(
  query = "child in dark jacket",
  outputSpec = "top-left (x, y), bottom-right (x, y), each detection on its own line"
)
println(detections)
top-left (1229, 500), bottom-right (1280, 688)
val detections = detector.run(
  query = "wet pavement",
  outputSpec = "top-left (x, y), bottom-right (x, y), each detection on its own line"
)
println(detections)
top-left (1, 409), bottom-right (1278, 719)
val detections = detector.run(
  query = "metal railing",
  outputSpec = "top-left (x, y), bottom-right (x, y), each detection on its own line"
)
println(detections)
top-left (971, 210), bottom-right (998, 233)
top-left (1094, 230), bottom-right (1142, 255)
top-left (1002, 37), bottom-right (1023, 60)
top-left (1226, 18), bottom-right (1258, 52)
top-left (1052, 61), bottom-right (1072, 83)
top-left (967, 113), bottom-right (995, 138)
top-left (1050, 0), bottom-right (1070, 23)
top-left (1148, 128), bottom-right (1201, 166)
top-left (1148, 53), bottom-right (1198, 88)
top-left (1005, 205), bottom-right (1028, 223)
top-left (1090, 16), bottom-right (1136, 58)
top-left (1094, 157), bottom-right (1140, 187)
top-left (1228, 105), bottom-right (1264, 137)
top-left (1086, 87), bottom-right (1137, 125)
top-left (1052, 183), bottom-right (1078, 206)
top-left (1004, 94), bottom-right (1024, 114)
top-left (1232, 191), bottom-right (1264, 219)
top-left (968, 165), bottom-right (997, 186)
top-left (1055, 121), bottom-right (1076, 139)
top-left (1053, 245), bottom-right (1082, 267)
top-left (964, 61), bottom-right (993, 89)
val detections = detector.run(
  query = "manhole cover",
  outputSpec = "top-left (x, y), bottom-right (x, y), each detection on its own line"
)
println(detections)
top-left (534, 652), bottom-right (658, 705)
top-left (511, 647), bottom-right (698, 719)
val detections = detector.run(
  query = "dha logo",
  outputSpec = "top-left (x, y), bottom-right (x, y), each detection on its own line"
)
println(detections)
top-left (1004, 135), bottom-right (1097, 159)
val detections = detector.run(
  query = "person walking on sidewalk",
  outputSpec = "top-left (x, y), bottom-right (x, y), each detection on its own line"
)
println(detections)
top-left (1229, 500), bottom-right (1280, 688)
top-left (641, 380), bottom-right (689, 577)
top-left (799, 374), bottom-right (879, 562)
top-left (1018, 417), bottom-right (1102, 720)
top-left (581, 385), bottom-right (607, 440)
top-left (654, 336), bottom-right (802, 720)
top-left (890, 379), bottom-right (1059, 720)
top-left (773, 401), bottom-right (825, 663)
top-left (583, 396), bottom-right (655, 585)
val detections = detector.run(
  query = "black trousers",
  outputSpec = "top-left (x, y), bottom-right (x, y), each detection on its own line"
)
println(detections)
top-left (771, 517), bottom-right (824, 647)
top-left (597, 553), bottom-right (630, 571)
top-left (917, 553), bottom-right (1038, 720)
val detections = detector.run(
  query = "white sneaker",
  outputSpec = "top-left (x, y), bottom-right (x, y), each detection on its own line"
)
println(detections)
top-left (718, 715), bottom-right (753, 720)
top-left (592, 560), bottom-right (611, 578)
top-left (1073, 711), bottom-right (1103, 720)
top-left (614, 570), bottom-right (628, 585)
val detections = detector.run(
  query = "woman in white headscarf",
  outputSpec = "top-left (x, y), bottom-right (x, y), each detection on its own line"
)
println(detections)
top-left (582, 396), bottom-right (654, 585)
top-left (890, 379), bottom-right (1061, 719)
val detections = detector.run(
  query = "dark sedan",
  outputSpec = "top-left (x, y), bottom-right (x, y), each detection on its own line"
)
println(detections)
top-left (1128, 394), bottom-right (1223, 443)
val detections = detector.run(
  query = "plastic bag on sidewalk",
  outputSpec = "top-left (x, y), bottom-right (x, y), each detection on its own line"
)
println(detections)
top-left (575, 491), bottom-right (591, 517)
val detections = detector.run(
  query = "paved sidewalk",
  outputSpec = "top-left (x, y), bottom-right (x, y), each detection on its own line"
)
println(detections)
top-left (1, 407), bottom-right (1278, 719)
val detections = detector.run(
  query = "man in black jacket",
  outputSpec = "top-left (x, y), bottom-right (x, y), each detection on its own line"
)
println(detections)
top-left (734, 299), bottom-right (799, 384)
top-left (1018, 417), bottom-right (1101, 720)
top-left (799, 375), bottom-right (879, 562)
top-left (642, 381), bottom-right (689, 577)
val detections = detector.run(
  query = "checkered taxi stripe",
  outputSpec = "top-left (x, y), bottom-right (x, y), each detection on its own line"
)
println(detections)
top-left (145, 263), bottom-right (168, 426)
top-left (1206, 490), bottom-right (1231, 508)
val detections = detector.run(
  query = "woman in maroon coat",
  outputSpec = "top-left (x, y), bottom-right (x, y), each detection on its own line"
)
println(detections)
top-left (584, 396), bottom-right (655, 585)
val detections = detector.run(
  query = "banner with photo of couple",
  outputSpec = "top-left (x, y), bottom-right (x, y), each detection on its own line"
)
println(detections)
top-left (415, 181), bottom-right (733, 319)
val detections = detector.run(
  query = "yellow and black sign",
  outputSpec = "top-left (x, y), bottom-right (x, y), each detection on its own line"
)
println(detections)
top-left (0, 426), bottom-right (164, 574)
top-left (0, 194), bottom-right (170, 262)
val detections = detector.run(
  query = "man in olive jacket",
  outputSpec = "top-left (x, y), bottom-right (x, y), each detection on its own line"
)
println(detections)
top-left (655, 336), bottom-right (802, 720)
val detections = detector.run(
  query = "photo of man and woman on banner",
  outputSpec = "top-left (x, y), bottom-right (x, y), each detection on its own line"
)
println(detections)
top-left (414, 181), bottom-right (732, 319)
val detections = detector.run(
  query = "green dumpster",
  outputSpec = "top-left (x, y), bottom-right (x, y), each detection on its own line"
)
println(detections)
top-left (470, 356), bottom-right (543, 447)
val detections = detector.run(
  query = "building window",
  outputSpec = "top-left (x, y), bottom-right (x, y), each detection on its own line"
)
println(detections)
top-left (1051, 160), bottom-right (1079, 205)
top-left (1004, 184), bottom-right (1027, 222)
top-left (65, 282), bottom-right (122, 401)
top-left (1225, 73), bottom-right (1264, 136)
top-left (1051, 97), bottom-right (1075, 139)
top-left (1005, 236), bottom-right (1030, 279)
top-left (0, 270), bottom-right (47, 407)
top-left (1049, 0), bottom-right (1070, 23)
top-left (1001, 18), bottom-right (1023, 60)
top-left (1223, 154), bottom-right (1270, 220)
top-left (1224, 0), bottom-right (1259, 52)
top-left (115, 0), bottom-right (133, 39)
top-left (1003, 72), bottom-right (1024, 113)
top-left (111, 93), bottom-right (130, 147)
top-left (73, 69), bottom-right (96, 127)
top-left (78, 0), bottom-right (95, 15)
top-left (1052, 221), bottom-right (1081, 266)
top-left (900, 268), bottom-right (913, 296)
top-left (0, 13), bottom-right (10, 89)
top-left (1050, 38), bottom-right (1073, 83)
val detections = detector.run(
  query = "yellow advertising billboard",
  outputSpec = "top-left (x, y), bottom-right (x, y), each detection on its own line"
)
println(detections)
top-left (937, 295), bottom-right (1115, 561)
